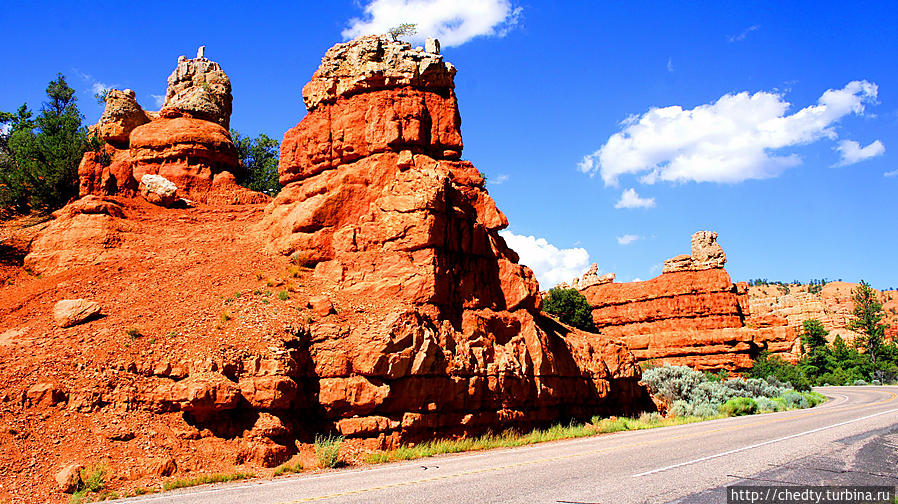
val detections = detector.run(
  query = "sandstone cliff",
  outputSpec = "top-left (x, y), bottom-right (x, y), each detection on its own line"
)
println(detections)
top-left (580, 231), bottom-right (800, 371)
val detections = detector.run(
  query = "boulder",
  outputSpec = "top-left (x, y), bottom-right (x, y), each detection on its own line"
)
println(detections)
top-left (54, 463), bottom-right (83, 493)
top-left (25, 382), bottom-right (67, 407)
top-left (308, 295), bottom-right (334, 317)
top-left (24, 197), bottom-right (130, 275)
top-left (139, 174), bottom-right (178, 207)
top-left (52, 299), bottom-right (101, 328)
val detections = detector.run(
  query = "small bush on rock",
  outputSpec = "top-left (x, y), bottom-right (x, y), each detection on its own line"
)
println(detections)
top-left (541, 288), bottom-right (596, 332)
top-left (314, 434), bottom-right (343, 468)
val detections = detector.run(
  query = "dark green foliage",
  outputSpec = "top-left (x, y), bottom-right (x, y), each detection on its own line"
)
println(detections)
top-left (231, 129), bottom-right (281, 195)
top-left (0, 74), bottom-right (97, 213)
top-left (542, 287), bottom-right (596, 332)
top-left (800, 319), bottom-right (829, 353)
top-left (848, 280), bottom-right (888, 364)
top-left (747, 351), bottom-right (811, 391)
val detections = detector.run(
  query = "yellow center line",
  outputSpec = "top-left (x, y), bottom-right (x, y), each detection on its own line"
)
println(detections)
top-left (278, 391), bottom-right (897, 503)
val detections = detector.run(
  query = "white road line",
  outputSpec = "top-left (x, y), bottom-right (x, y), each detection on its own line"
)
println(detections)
top-left (631, 407), bottom-right (898, 477)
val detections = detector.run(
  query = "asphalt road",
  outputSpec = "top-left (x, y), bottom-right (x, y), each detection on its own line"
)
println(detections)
top-left (114, 386), bottom-right (898, 504)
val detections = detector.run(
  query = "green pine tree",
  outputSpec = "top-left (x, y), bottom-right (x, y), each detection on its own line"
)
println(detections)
top-left (0, 74), bottom-right (94, 213)
top-left (542, 287), bottom-right (597, 332)
top-left (848, 281), bottom-right (888, 364)
top-left (231, 129), bottom-right (281, 195)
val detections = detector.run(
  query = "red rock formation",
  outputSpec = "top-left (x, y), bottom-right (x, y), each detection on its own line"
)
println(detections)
top-left (581, 232), bottom-right (799, 371)
top-left (263, 35), bottom-right (646, 443)
top-left (77, 52), bottom-right (266, 205)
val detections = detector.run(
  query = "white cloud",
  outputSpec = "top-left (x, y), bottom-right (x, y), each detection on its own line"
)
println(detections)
top-left (342, 0), bottom-right (522, 47)
top-left (885, 170), bottom-right (898, 177)
top-left (728, 25), bottom-right (759, 42)
top-left (833, 139), bottom-right (885, 167)
top-left (499, 230), bottom-right (590, 287)
top-left (631, 277), bottom-right (643, 282)
top-left (617, 234), bottom-right (640, 245)
top-left (490, 173), bottom-right (510, 185)
top-left (615, 188), bottom-right (655, 209)
top-left (579, 81), bottom-right (879, 187)
top-left (667, 57), bottom-right (674, 73)
top-left (75, 69), bottom-right (115, 100)
top-left (151, 94), bottom-right (166, 107)
top-left (0, 124), bottom-right (9, 135)
top-left (91, 81), bottom-right (110, 95)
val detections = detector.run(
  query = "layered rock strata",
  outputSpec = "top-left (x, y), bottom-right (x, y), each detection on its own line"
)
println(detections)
top-left (748, 282), bottom-right (898, 343)
top-left (581, 232), bottom-right (799, 371)
top-left (78, 50), bottom-right (265, 205)
top-left (262, 35), bottom-right (646, 443)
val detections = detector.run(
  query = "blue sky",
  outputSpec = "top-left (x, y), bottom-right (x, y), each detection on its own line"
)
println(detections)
top-left (2, 1), bottom-right (896, 289)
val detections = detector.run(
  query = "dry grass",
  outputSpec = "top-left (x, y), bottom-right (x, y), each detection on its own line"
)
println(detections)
top-left (364, 414), bottom-right (713, 464)
top-left (162, 472), bottom-right (255, 491)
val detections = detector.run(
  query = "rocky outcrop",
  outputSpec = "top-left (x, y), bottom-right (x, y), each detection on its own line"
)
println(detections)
top-left (163, 52), bottom-right (232, 128)
top-left (560, 263), bottom-right (614, 290)
top-left (95, 89), bottom-right (150, 146)
top-left (77, 49), bottom-right (265, 205)
top-left (262, 35), bottom-right (646, 443)
top-left (581, 232), bottom-right (798, 371)
top-left (23, 196), bottom-right (132, 275)
top-left (663, 230), bottom-right (726, 273)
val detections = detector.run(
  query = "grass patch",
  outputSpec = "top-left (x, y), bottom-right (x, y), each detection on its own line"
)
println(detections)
top-left (68, 465), bottom-right (107, 503)
top-left (220, 311), bottom-right (232, 323)
top-left (125, 327), bottom-right (142, 339)
top-left (162, 472), bottom-right (255, 491)
top-left (277, 290), bottom-right (289, 301)
top-left (364, 412), bottom-right (754, 465)
top-left (315, 434), bottom-right (344, 468)
top-left (290, 252), bottom-right (316, 268)
top-left (273, 461), bottom-right (303, 476)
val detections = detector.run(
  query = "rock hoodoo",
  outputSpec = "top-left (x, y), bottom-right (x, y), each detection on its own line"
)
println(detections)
top-left (662, 230), bottom-right (726, 273)
top-left (262, 35), bottom-right (646, 443)
top-left (78, 48), bottom-right (264, 205)
top-left (580, 231), bottom-right (799, 371)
